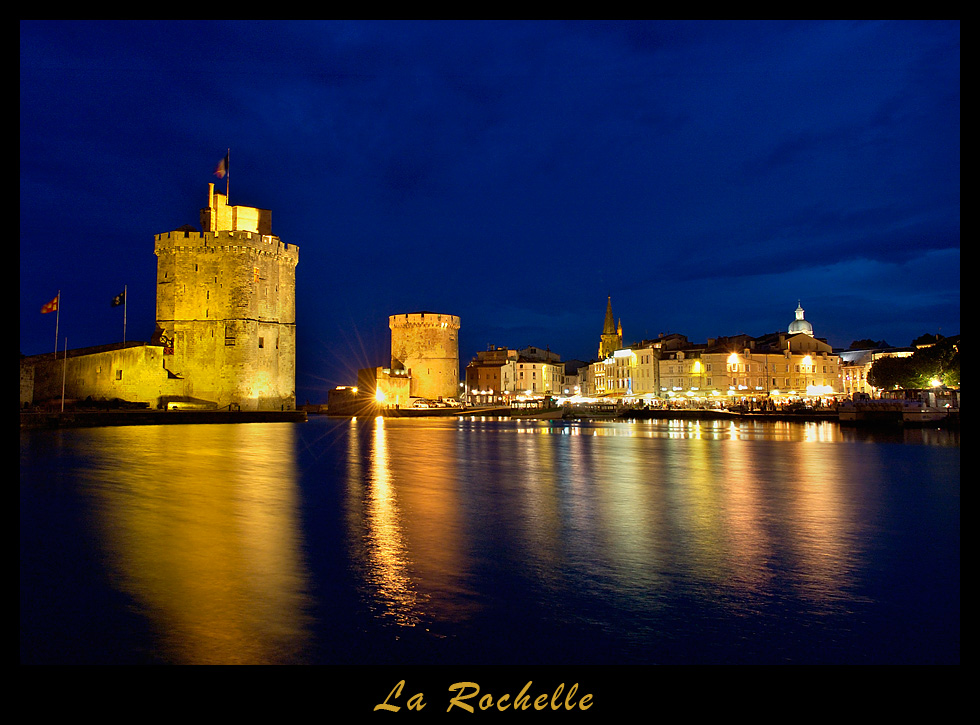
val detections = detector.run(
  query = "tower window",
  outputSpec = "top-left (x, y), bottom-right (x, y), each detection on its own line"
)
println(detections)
top-left (258, 337), bottom-right (264, 349)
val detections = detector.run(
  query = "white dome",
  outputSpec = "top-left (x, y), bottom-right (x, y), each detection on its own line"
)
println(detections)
top-left (788, 302), bottom-right (814, 336)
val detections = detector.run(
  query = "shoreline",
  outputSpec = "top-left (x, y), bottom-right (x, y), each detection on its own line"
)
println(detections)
top-left (20, 409), bottom-right (307, 429)
top-left (20, 407), bottom-right (958, 429)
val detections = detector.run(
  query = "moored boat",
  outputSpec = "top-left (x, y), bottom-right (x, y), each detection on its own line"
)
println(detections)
top-left (838, 389), bottom-right (958, 426)
top-left (509, 395), bottom-right (564, 419)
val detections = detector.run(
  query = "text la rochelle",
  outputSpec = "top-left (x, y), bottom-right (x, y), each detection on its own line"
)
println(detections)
top-left (374, 680), bottom-right (594, 713)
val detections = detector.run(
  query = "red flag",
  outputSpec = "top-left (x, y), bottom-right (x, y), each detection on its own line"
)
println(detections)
top-left (214, 152), bottom-right (229, 179)
top-left (41, 295), bottom-right (59, 314)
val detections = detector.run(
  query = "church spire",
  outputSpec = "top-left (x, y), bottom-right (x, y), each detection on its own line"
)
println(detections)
top-left (598, 296), bottom-right (623, 359)
top-left (603, 296), bottom-right (616, 334)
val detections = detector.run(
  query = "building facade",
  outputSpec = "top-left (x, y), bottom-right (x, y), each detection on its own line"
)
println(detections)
top-left (698, 333), bottom-right (840, 404)
top-left (465, 347), bottom-right (515, 406)
top-left (838, 347), bottom-right (915, 398)
top-left (576, 305), bottom-right (843, 406)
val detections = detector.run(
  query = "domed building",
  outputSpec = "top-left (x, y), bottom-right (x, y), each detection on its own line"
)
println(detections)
top-left (788, 301), bottom-right (814, 337)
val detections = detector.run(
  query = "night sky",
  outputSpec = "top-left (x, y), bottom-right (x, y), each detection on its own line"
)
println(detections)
top-left (20, 20), bottom-right (959, 404)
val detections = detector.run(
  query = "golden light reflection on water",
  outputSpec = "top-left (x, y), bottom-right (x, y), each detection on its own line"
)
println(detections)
top-left (449, 419), bottom-right (871, 614)
top-left (77, 423), bottom-right (312, 664)
top-left (579, 423), bottom-right (865, 610)
top-left (345, 418), bottom-right (478, 632)
top-left (336, 417), bottom-right (951, 648)
top-left (556, 418), bottom-right (847, 442)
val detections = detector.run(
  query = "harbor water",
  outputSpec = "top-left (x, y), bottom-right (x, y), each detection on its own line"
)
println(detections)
top-left (20, 415), bottom-right (959, 665)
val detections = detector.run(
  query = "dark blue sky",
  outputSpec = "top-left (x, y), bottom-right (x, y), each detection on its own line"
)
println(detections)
top-left (21, 20), bottom-right (959, 403)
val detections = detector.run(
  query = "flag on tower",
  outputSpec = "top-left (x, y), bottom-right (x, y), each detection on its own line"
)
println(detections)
top-left (111, 290), bottom-right (126, 307)
top-left (214, 151), bottom-right (229, 179)
top-left (41, 295), bottom-right (59, 314)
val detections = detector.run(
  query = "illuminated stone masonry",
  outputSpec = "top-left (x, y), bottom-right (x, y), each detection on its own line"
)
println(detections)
top-left (153, 186), bottom-right (298, 411)
top-left (389, 312), bottom-right (461, 401)
top-left (21, 184), bottom-right (299, 412)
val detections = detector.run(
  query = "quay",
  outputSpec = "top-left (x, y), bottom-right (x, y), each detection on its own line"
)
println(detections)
top-left (309, 403), bottom-right (958, 427)
top-left (622, 408), bottom-right (839, 422)
top-left (20, 409), bottom-right (307, 430)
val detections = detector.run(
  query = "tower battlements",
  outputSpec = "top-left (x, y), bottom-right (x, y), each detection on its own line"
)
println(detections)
top-left (154, 230), bottom-right (299, 264)
top-left (389, 311), bottom-right (461, 330)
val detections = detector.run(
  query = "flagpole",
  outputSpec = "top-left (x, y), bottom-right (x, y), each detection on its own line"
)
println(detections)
top-left (226, 148), bottom-right (230, 205)
top-left (54, 290), bottom-right (61, 354)
top-left (123, 284), bottom-right (127, 344)
top-left (61, 336), bottom-right (67, 412)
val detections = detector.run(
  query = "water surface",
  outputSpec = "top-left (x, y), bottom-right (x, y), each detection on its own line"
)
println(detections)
top-left (20, 416), bottom-right (960, 664)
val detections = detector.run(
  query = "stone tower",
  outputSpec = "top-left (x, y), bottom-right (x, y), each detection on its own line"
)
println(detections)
top-left (153, 184), bottom-right (299, 410)
top-left (598, 296), bottom-right (623, 359)
top-left (389, 311), bottom-right (460, 400)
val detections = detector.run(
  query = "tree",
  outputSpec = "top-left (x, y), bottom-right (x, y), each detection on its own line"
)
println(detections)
top-left (867, 356), bottom-right (918, 390)
top-left (868, 336), bottom-right (960, 390)
top-left (911, 332), bottom-right (945, 347)
top-left (913, 336), bottom-right (959, 387)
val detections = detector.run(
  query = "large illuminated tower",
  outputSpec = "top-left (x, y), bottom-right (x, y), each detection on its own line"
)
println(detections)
top-left (153, 184), bottom-right (299, 410)
top-left (389, 311), bottom-right (460, 400)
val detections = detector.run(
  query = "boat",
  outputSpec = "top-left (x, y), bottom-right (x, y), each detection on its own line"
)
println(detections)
top-left (562, 402), bottom-right (623, 419)
top-left (508, 395), bottom-right (565, 419)
top-left (838, 389), bottom-right (957, 426)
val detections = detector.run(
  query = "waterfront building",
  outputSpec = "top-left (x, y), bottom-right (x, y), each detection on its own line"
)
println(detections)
top-left (603, 349), bottom-right (637, 398)
top-left (561, 359), bottom-right (588, 397)
top-left (513, 357), bottom-right (564, 396)
top-left (838, 347), bottom-right (915, 398)
top-left (576, 305), bottom-right (842, 406)
top-left (698, 330), bottom-right (841, 405)
top-left (581, 360), bottom-right (606, 397)
top-left (658, 346), bottom-right (710, 403)
top-left (465, 346), bottom-right (516, 406)
top-left (632, 344), bottom-right (661, 399)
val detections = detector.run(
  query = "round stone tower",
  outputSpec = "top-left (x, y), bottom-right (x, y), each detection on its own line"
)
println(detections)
top-left (389, 312), bottom-right (460, 400)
